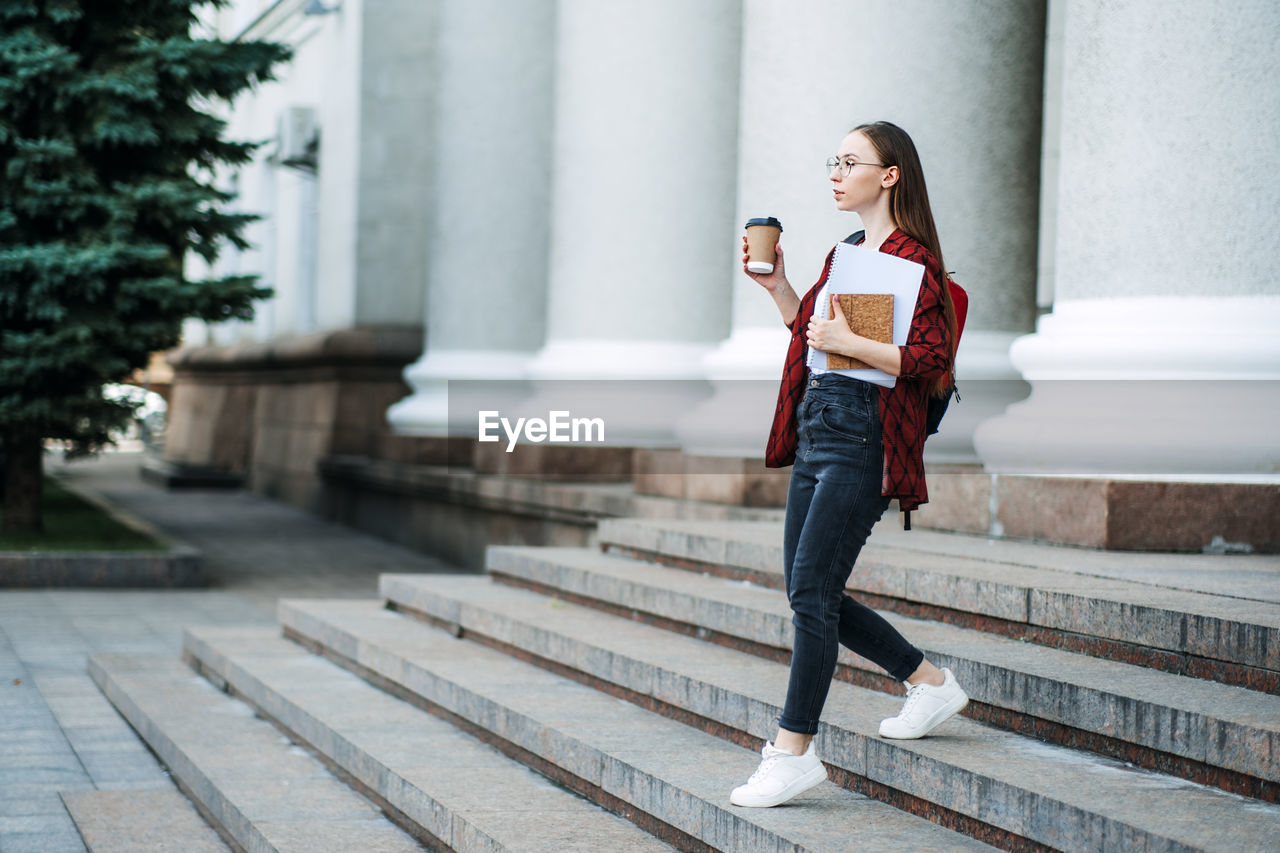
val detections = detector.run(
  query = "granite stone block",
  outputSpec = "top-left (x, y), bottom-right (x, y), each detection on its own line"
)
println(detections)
top-left (596, 518), bottom-right (662, 553)
top-left (631, 448), bottom-right (689, 500)
top-left (996, 476), bottom-right (1110, 548)
top-left (1029, 590), bottom-right (1185, 654)
top-left (900, 568), bottom-right (1031, 623)
top-left (911, 467), bottom-right (993, 535)
top-left (722, 537), bottom-right (779, 574)
top-left (1183, 608), bottom-right (1279, 671)
top-left (658, 529), bottom-right (726, 568)
top-left (680, 455), bottom-right (790, 508)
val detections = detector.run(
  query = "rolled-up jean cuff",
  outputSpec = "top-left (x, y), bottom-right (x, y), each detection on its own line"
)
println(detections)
top-left (888, 648), bottom-right (926, 683)
top-left (776, 715), bottom-right (820, 737)
top-left (777, 646), bottom-right (925, 734)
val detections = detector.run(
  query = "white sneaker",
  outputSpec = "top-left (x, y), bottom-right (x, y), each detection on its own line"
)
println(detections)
top-left (729, 741), bottom-right (827, 808)
top-left (878, 668), bottom-right (968, 739)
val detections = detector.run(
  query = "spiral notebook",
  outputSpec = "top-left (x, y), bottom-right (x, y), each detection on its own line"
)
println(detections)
top-left (821, 242), bottom-right (926, 388)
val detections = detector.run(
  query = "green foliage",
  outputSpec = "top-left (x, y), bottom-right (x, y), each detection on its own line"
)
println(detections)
top-left (0, 476), bottom-right (163, 551)
top-left (0, 0), bottom-right (290, 454)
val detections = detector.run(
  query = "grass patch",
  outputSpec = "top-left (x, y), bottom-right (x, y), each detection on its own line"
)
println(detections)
top-left (0, 478), bottom-right (164, 552)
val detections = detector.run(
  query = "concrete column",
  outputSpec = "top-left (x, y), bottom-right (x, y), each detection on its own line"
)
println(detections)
top-left (678, 0), bottom-right (1045, 459)
top-left (311, 0), bottom-right (364, 331)
top-left (261, 164), bottom-right (317, 337)
top-left (523, 0), bottom-right (742, 446)
top-left (975, 0), bottom-right (1280, 479)
top-left (386, 0), bottom-right (556, 436)
top-left (349, 0), bottom-right (435, 327)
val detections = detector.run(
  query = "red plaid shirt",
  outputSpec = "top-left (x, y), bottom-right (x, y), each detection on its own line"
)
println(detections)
top-left (764, 229), bottom-right (952, 512)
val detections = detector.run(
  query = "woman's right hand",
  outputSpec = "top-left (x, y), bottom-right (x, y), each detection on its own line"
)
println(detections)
top-left (742, 236), bottom-right (790, 295)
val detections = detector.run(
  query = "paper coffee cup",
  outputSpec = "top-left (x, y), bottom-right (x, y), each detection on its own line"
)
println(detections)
top-left (745, 217), bottom-right (783, 274)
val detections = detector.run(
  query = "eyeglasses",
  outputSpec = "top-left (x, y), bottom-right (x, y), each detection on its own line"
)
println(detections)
top-left (826, 157), bottom-right (889, 177)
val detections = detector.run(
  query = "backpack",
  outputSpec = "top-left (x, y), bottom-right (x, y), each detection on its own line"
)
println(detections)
top-left (843, 231), bottom-right (969, 532)
top-left (842, 230), bottom-right (968, 437)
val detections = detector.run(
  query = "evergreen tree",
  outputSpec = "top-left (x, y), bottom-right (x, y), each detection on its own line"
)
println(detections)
top-left (0, 1), bottom-right (289, 531)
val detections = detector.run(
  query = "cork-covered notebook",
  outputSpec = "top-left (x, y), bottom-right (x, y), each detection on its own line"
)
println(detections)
top-left (826, 293), bottom-right (893, 370)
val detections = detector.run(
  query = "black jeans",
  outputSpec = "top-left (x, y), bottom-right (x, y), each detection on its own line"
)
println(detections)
top-left (778, 373), bottom-right (924, 735)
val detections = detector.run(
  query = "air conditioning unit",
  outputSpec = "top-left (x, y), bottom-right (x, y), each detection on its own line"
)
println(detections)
top-left (277, 106), bottom-right (319, 170)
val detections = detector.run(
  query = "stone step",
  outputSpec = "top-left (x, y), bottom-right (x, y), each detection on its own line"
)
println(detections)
top-left (60, 789), bottom-right (231, 853)
top-left (479, 545), bottom-right (1280, 799)
top-left (276, 597), bottom-right (998, 853)
top-left (378, 574), bottom-right (1280, 853)
top-left (597, 518), bottom-right (1280, 691)
top-left (179, 625), bottom-right (676, 852)
top-left (87, 653), bottom-right (423, 853)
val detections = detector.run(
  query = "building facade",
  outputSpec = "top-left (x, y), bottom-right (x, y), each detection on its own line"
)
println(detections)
top-left (165, 0), bottom-right (1280, 555)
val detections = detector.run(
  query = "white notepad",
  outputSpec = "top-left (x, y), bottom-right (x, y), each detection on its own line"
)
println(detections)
top-left (819, 242), bottom-right (926, 389)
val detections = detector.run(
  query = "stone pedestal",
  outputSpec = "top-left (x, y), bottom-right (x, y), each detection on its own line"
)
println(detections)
top-left (925, 332), bottom-right (1030, 464)
top-left (908, 465), bottom-right (994, 536)
top-left (472, 443), bottom-right (633, 482)
top-left (633, 449), bottom-right (791, 507)
top-left (912, 466), bottom-right (1280, 553)
top-left (164, 327), bottom-right (422, 512)
top-left (674, 330), bottom-right (788, 459)
top-left (975, 299), bottom-right (1280, 479)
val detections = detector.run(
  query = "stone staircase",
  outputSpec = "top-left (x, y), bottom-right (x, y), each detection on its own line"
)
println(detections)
top-left (88, 515), bottom-right (1280, 851)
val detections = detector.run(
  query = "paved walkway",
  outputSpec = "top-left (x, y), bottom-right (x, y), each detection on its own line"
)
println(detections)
top-left (1, 450), bottom-right (460, 852)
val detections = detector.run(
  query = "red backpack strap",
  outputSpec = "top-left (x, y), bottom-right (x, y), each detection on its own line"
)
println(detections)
top-left (948, 278), bottom-right (969, 342)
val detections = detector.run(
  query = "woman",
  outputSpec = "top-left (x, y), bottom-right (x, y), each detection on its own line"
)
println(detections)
top-left (730, 121), bottom-right (967, 809)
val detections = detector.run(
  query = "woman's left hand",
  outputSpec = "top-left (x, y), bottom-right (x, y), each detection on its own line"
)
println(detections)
top-left (806, 296), bottom-right (860, 357)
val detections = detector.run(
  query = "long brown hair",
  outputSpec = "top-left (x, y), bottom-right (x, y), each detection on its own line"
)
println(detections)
top-left (852, 121), bottom-right (958, 398)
